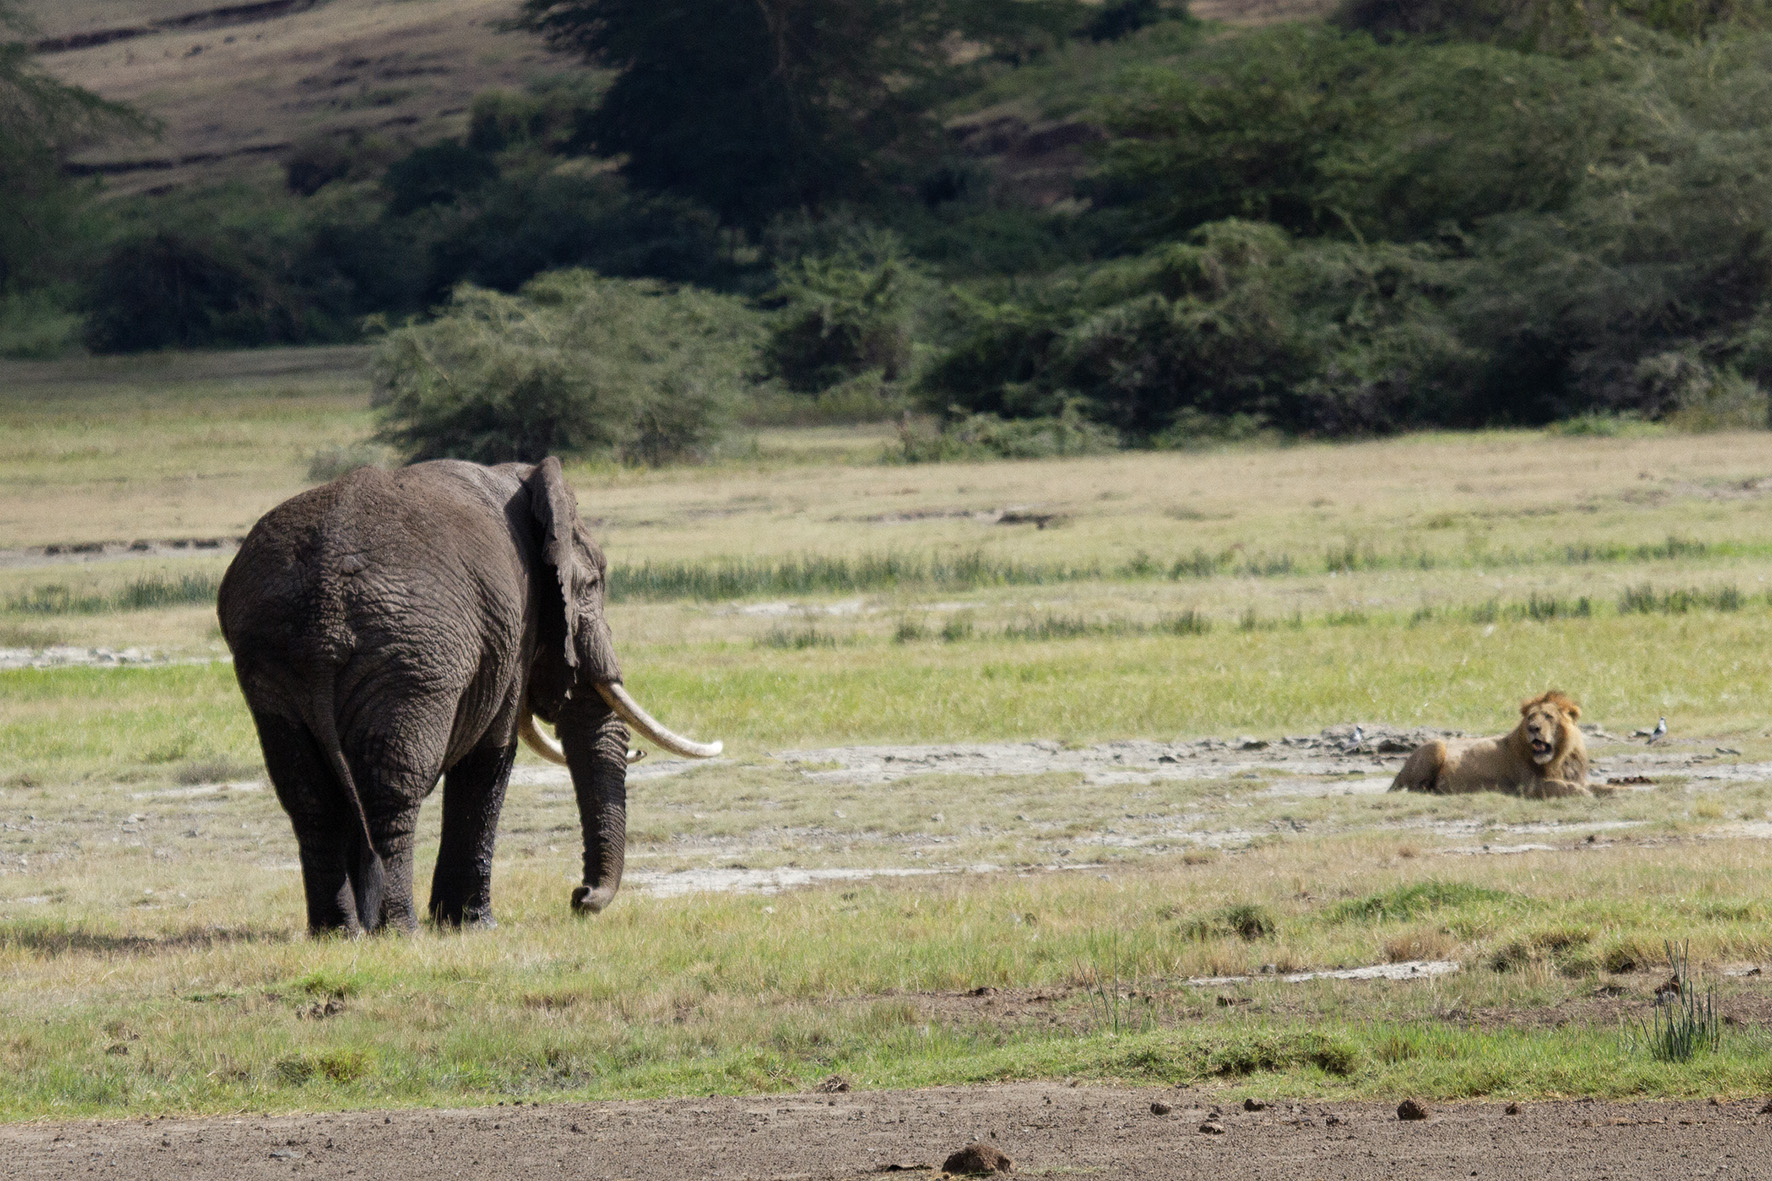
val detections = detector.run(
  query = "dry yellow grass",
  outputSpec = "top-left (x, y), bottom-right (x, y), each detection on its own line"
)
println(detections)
top-left (0, 348), bottom-right (370, 547)
top-left (570, 429), bottom-right (1772, 569)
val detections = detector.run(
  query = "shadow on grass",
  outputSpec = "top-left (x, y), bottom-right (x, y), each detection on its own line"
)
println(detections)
top-left (0, 921), bottom-right (292, 957)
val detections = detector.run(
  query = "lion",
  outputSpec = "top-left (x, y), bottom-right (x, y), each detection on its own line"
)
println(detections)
top-left (1388, 691), bottom-right (1593, 798)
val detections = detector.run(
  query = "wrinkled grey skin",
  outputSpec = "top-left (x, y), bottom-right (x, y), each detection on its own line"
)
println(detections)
top-left (218, 457), bottom-right (629, 933)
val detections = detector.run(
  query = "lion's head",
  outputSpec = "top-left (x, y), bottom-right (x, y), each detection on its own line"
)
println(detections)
top-left (1519, 691), bottom-right (1581, 765)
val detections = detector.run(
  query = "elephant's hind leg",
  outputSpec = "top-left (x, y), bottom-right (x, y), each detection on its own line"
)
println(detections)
top-left (252, 710), bottom-right (360, 933)
top-left (429, 731), bottom-right (518, 928)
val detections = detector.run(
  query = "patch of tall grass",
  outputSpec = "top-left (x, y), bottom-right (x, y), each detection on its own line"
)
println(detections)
top-left (6, 574), bottom-right (219, 615)
top-left (1, 543), bottom-right (1755, 621)
top-left (1631, 943), bottom-right (1721, 1063)
top-left (607, 537), bottom-right (1756, 603)
top-left (1618, 584), bottom-right (1746, 615)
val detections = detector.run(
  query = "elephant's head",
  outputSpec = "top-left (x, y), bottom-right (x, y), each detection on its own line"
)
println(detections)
top-left (517, 457), bottom-right (721, 914)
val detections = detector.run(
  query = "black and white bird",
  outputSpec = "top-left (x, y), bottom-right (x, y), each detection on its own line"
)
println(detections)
top-left (1646, 716), bottom-right (1667, 745)
top-left (1351, 725), bottom-right (1365, 747)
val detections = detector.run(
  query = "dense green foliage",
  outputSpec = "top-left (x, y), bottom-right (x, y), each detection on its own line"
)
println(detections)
top-left (23, 0), bottom-right (1772, 453)
top-left (762, 229), bottom-right (933, 392)
top-left (0, 0), bottom-right (147, 349)
top-left (1334, 0), bottom-right (1772, 49)
top-left (514, 0), bottom-right (1090, 226)
top-left (371, 270), bottom-right (762, 465)
top-left (918, 22), bottom-right (1772, 442)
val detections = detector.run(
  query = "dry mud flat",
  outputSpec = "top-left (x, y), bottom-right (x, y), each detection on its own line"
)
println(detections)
top-left (3, 1085), bottom-right (1767, 1180)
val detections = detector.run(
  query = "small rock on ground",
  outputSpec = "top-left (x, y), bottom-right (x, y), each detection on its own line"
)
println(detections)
top-left (1150, 1102), bottom-right (1172, 1116)
top-left (1199, 1121), bottom-right (1225, 1135)
top-left (1505, 1103), bottom-right (1522, 1116)
top-left (1243, 1098), bottom-right (1267, 1112)
top-left (1397, 1099), bottom-right (1430, 1121)
top-left (941, 1142), bottom-right (1014, 1174)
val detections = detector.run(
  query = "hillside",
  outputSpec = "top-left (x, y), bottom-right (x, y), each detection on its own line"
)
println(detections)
top-left (22, 0), bottom-right (565, 193)
top-left (23, 0), bottom-right (1334, 196)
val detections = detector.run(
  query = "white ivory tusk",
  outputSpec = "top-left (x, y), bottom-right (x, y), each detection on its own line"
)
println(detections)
top-left (517, 713), bottom-right (569, 765)
top-left (593, 681), bottom-right (722, 759)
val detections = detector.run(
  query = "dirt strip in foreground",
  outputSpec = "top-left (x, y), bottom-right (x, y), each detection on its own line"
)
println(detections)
top-left (2, 1084), bottom-right (1766, 1180)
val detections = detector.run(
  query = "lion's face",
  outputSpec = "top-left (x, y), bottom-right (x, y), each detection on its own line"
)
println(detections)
top-left (1520, 700), bottom-right (1576, 764)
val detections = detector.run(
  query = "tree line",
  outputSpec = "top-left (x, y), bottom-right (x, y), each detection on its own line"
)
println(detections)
top-left (10, 0), bottom-right (1772, 457)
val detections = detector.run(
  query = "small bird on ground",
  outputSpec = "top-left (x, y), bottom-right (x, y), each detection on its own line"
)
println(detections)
top-left (1351, 725), bottom-right (1365, 746)
top-left (1647, 717), bottom-right (1667, 745)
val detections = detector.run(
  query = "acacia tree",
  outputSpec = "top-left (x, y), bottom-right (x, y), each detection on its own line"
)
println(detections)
top-left (516, 0), bottom-right (1081, 227)
top-left (0, 2), bottom-right (151, 290)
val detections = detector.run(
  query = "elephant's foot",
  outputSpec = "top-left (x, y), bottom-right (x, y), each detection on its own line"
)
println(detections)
top-left (428, 888), bottom-right (494, 929)
top-left (431, 909), bottom-right (497, 931)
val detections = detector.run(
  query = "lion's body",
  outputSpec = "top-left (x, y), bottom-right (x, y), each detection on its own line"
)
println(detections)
top-left (1389, 691), bottom-right (1591, 798)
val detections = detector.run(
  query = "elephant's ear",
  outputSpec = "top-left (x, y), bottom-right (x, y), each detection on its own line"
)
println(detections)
top-left (527, 456), bottom-right (583, 673)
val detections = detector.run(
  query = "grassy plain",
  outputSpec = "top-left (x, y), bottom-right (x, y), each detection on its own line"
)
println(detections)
top-left (6, 355), bottom-right (1772, 1117)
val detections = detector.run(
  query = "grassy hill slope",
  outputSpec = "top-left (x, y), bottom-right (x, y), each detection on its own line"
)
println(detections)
top-left (21, 0), bottom-right (1334, 196)
top-left (23, 0), bottom-right (565, 193)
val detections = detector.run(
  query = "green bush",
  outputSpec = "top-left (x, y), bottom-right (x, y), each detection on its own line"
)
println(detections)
top-left (1330, 880), bottom-right (1514, 922)
top-left (382, 141), bottom-right (500, 217)
top-left (1182, 902), bottom-right (1278, 941)
top-left (764, 230), bottom-right (932, 393)
top-left (1095, 25), bottom-right (1612, 242)
top-left (81, 231), bottom-right (317, 353)
top-left (1335, 0), bottom-right (1772, 49)
top-left (465, 77), bottom-right (604, 156)
top-left (898, 408), bottom-right (1120, 460)
top-left (921, 221), bottom-right (1476, 438)
top-left (921, 28), bottom-right (1772, 439)
top-left (372, 269), bottom-right (763, 465)
top-left (283, 130), bottom-right (402, 197)
top-left (422, 170), bottom-right (729, 296)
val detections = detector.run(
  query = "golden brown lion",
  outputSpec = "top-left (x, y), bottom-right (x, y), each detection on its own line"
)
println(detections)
top-left (1388, 691), bottom-right (1593, 798)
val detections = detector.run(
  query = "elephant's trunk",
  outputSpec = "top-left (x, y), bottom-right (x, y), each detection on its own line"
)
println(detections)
top-left (519, 713), bottom-right (644, 766)
top-left (560, 704), bottom-right (630, 914)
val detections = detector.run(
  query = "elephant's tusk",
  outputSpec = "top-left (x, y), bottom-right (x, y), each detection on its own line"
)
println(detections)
top-left (593, 681), bottom-right (722, 759)
top-left (521, 715), bottom-right (648, 766)
top-left (517, 713), bottom-right (568, 765)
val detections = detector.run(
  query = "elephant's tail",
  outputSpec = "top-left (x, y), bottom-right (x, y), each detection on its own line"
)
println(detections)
top-left (308, 673), bottom-right (385, 931)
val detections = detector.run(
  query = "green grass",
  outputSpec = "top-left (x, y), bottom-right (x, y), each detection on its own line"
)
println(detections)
top-left (1329, 880), bottom-right (1518, 923)
top-left (6, 602), bottom-right (1772, 783)
top-left (4, 843), bottom-right (1772, 1117)
top-left (5, 606), bottom-right (1772, 1117)
top-left (6, 386), bottom-right (1772, 1119)
top-left (5, 573), bottom-right (220, 615)
top-left (626, 611), bottom-right (1772, 747)
top-left (602, 539), bottom-right (1760, 602)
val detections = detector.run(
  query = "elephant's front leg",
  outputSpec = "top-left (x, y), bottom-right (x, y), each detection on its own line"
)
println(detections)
top-left (429, 738), bottom-right (516, 927)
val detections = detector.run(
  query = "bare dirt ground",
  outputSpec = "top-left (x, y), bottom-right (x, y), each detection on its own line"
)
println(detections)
top-left (3, 1084), bottom-right (1767, 1179)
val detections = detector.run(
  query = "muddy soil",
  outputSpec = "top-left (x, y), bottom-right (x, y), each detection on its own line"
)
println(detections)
top-left (773, 726), bottom-right (1751, 791)
top-left (3, 1084), bottom-right (1766, 1179)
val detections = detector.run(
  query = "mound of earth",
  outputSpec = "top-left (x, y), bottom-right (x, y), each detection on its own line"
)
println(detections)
top-left (942, 1141), bottom-right (1014, 1173)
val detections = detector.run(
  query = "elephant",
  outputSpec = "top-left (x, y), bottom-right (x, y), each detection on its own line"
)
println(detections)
top-left (217, 456), bottom-right (720, 933)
